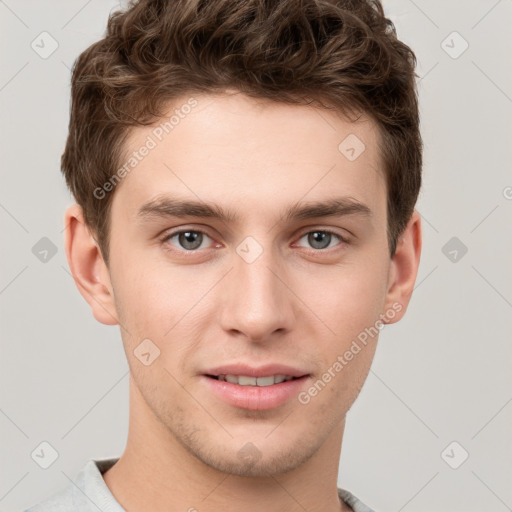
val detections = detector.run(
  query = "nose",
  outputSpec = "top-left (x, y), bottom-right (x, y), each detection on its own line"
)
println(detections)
top-left (219, 243), bottom-right (296, 343)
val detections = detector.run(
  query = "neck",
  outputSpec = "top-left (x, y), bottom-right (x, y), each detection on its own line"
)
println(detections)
top-left (103, 376), bottom-right (351, 512)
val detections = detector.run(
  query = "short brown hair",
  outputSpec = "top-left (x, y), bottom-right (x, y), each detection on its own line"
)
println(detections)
top-left (62, 0), bottom-right (422, 264)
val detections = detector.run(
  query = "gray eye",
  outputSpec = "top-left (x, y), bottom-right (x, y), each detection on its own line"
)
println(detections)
top-left (296, 230), bottom-right (343, 250)
top-left (176, 231), bottom-right (204, 250)
top-left (307, 231), bottom-right (333, 250)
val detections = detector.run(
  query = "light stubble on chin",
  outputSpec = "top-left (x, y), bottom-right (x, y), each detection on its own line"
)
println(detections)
top-left (140, 388), bottom-right (343, 478)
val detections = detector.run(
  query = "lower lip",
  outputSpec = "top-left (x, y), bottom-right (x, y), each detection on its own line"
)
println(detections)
top-left (201, 375), bottom-right (310, 411)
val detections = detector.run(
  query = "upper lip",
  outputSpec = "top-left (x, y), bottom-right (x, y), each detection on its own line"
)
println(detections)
top-left (203, 364), bottom-right (310, 378)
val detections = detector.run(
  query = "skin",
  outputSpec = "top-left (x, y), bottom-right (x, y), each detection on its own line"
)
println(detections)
top-left (65, 90), bottom-right (421, 512)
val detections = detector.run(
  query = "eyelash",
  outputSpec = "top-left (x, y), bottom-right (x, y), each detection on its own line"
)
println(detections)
top-left (159, 228), bottom-right (349, 254)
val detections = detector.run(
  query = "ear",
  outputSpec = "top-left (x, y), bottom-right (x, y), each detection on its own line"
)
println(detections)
top-left (382, 210), bottom-right (422, 324)
top-left (64, 204), bottom-right (119, 325)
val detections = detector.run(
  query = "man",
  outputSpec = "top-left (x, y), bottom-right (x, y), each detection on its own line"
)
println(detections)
top-left (25, 0), bottom-right (422, 510)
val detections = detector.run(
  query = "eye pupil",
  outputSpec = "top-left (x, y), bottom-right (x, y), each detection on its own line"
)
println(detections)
top-left (308, 231), bottom-right (331, 250)
top-left (179, 231), bottom-right (203, 250)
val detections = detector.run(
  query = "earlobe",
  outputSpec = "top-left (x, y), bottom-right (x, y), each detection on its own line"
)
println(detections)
top-left (382, 210), bottom-right (422, 324)
top-left (64, 204), bottom-right (119, 326)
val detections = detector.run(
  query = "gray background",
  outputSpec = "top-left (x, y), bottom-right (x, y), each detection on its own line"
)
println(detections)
top-left (1, 1), bottom-right (511, 511)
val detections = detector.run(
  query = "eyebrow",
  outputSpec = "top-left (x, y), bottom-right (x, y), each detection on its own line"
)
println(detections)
top-left (136, 195), bottom-right (372, 224)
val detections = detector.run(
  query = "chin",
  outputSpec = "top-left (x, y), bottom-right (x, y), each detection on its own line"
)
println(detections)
top-left (188, 434), bottom-right (322, 478)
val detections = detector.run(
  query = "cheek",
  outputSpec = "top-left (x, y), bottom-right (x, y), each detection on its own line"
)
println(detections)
top-left (298, 257), bottom-right (389, 337)
top-left (111, 256), bottom-right (216, 348)
top-left (110, 259), bottom-right (163, 342)
top-left (111, 237), bottom-right (389, 363)
top-left (293, 256), bottom-right (388, 400)
top-left (300, 271), bottom-right (384, 412)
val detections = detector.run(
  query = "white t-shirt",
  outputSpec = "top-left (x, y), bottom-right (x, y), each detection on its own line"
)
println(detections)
top-left (23, 458), bottom-right (376, 512)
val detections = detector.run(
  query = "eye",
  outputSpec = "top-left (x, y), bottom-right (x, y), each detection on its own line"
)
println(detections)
top-left (160, 227), bottom-right (348, 255)
top-left (161, 229), bottom-right (215, 251)
top-left (295, 229), bottom-right (347, 250)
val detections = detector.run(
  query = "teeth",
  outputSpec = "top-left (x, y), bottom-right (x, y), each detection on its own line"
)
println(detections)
top-left (256, 376), bottom-right (274, 386)
top-left (216, 374), bottom-right (296, 386)
top-left (238, 375), bottom-right (257, 386)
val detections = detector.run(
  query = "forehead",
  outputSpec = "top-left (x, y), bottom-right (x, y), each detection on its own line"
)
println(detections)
top-left (112, 92), bottom-right (385, 222)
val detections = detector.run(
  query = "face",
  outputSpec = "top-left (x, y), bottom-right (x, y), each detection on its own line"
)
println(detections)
top-left (104, 91), bottom-right (396, 477)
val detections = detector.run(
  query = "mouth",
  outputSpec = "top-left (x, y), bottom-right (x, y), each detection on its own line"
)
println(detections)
top-left (205, 374), bottom-right (303, 386)
top-left (201, 372), bottom-right (311, 411)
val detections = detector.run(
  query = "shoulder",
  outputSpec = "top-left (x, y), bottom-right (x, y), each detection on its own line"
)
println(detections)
top-left (23, 458), bottom-right (122, 512)
top-left (338, 487), bottom-right (377, 512)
